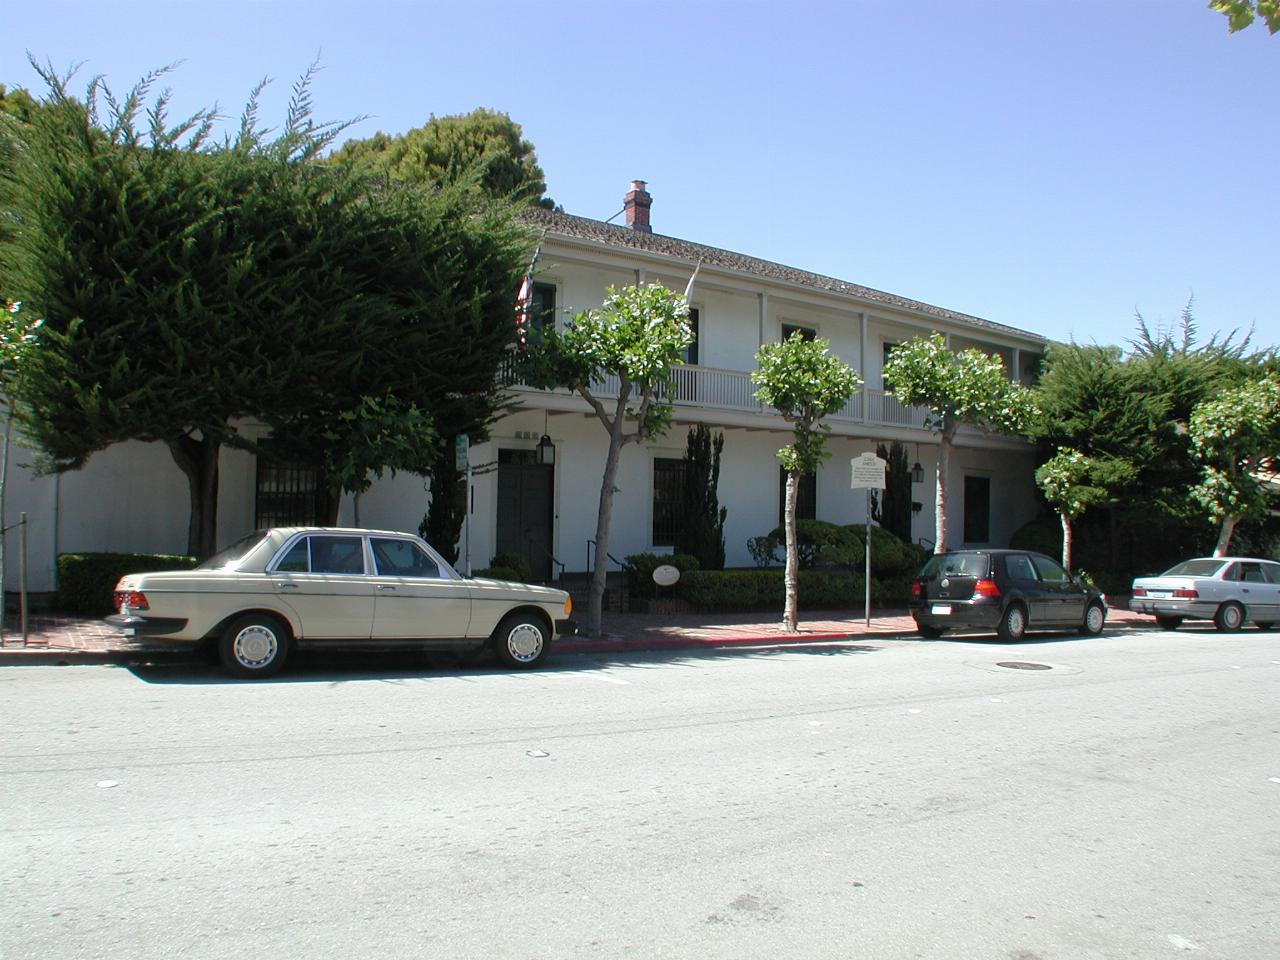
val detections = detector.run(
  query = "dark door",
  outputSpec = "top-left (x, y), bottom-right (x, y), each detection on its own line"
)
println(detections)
top-left (496, 449), bottom-right (554, 580)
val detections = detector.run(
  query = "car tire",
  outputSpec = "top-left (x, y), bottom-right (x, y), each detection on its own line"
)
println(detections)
top-left (218, 613), bottom-right (290, 679)
top-left (1214, 601), bottom-right (1246, 633)
top-left (492, 611), bottom-right (551, 669)
top-left (996, 603), bottom-right (1028, 642)
top-left (916, 622), bottom-right (946, 639)
top-left (1079, 601), bottom-right (1106, 636)
top-left (1155, 615), bottom-right (1182, 630)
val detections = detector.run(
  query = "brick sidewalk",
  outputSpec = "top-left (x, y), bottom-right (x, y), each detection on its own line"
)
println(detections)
top-left (0, 602), bottom-right (1153, 661)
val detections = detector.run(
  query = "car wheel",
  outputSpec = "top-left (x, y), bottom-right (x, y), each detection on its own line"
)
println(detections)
top-left (1214, 601), bottom-right (1245, 633)
top-left (492, 612), bottom-right (550, 669)
top-left (1155, 615), bottom-right (1182, 630)
top-left (916, 622), bottom-right (946, 639)
top-left (996, 603), bottom-right (1027, 642)
top-left (218, 613), bottom-right (290, 678)
top-left (1079, 601), bottom-right (1106, 636)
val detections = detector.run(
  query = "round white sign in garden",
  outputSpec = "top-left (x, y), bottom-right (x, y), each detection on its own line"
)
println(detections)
top-left (652, 564), bottom-right (681, 587)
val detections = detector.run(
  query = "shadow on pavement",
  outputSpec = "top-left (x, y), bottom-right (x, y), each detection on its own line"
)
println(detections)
top-left (123, 640), bottom-right (883, 685)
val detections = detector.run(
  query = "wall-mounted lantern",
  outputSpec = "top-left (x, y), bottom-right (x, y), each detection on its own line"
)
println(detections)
top-left (536, 434), bottom-right (556, 466)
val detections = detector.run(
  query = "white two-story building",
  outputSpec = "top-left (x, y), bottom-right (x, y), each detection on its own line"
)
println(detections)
top-left (2, 180), bottom-right (1047, 593)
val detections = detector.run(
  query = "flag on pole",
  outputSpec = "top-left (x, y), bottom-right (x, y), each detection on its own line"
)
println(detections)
top-left (515, 241), bottom-right (543, 351)
top-left (681, 261), bottom-right (702, 312)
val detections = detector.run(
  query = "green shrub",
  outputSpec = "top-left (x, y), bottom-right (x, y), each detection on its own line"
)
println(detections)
top-left (676, 568), bottom-right (918, 611)
top-left (58, 552), bottom-right (198, 615)
top-left (624, 552), bottom-right (701, 600)
top-left (1009, 517), bottom-right (1063, 559)
top-left (474, 566), bottom-right (526, 582)
top-left (487, 552), bottom-right (532, 582)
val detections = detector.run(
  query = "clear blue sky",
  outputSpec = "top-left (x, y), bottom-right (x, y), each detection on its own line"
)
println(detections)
top-left (6, 0), bottom-right (1277, 351)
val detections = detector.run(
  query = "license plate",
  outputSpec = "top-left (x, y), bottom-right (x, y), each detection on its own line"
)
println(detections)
top-left (931, 604), bottom-right (952, 615)
top-left (1148, 591), bottom-right (1171, 599)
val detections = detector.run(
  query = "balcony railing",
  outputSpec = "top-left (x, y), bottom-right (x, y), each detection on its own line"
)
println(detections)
top-left (503, 359), bottom-right (930, 431)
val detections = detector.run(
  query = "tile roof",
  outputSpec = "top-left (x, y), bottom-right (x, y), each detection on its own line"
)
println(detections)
top-left (522, 206), bottom-right (1045, 346)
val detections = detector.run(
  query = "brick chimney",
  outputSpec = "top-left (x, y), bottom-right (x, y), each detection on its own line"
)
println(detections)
top-left (624, 180), bottom-right (652, 233)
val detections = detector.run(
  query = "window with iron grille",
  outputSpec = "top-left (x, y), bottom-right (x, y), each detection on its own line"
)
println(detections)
top-left (652, 458), bottom-right (687, 547)
top-left (255, 453), bottom-right (336, 528)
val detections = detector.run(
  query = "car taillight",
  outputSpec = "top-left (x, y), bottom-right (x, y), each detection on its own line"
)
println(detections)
top-left (974, 579), bottom-right (1001, 598)
top-left (911, 581), bottom-right (922, 598)
top-left (1172, 588), bottom-right (1198, 599)
top-left (1131, 587), bottom-right (1146, 597)
top-left (114, 590), bottom-right (149, 611)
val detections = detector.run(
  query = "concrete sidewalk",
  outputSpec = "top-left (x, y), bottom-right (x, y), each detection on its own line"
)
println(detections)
top-left (0, 603), bottom-right (1154, 666)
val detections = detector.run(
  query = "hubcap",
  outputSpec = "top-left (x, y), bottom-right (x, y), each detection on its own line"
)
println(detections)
top-left (1008, 609), bottom-right (1025, 635)
top-left (1225, 606), bottom-right (1242, 629)
top-left (1087, 606), bottom-right (1104, 632)
top-left (507, 623), bottom-right (544, 662)
top-left (234, 625), bottom-right (278, 668)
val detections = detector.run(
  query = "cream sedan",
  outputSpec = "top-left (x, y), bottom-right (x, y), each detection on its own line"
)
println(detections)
top-left (107, 527), bottom-right (576, 677)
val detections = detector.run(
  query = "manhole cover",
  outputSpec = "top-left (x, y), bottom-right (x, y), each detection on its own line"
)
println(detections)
top-left (996, 661), bottom-right (1052, 671)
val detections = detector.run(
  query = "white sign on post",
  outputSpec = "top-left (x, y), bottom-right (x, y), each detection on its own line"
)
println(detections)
top-left (850, 452), bottom-right (887, 628)
top-left (850, 452), bottom-right (887, 489)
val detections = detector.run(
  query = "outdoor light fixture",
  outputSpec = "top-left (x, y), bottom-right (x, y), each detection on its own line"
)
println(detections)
top-left (912, 501), bottom-right (923, 514)
top-left (911, 461), bottom-right (924, 484)
top-left (536, 433), bottom-right (555, 466)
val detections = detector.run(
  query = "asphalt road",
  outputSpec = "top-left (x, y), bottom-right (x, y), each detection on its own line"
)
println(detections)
top-left (2, 627), bottom-right (1277, 960)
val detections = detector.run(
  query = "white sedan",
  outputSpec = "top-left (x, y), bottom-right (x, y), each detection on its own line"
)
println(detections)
top-left (1129, 556), bottom-right (1280, 631)
top-left (107, 527), bottom-right (576, 677)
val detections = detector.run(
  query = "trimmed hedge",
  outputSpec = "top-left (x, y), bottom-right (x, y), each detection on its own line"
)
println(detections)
top-left (623, 552), bottom-right (701, 600)
top-left (57, 552), bottom-right (198, 614)
top-left (676, 568), bottom-right (916, 612)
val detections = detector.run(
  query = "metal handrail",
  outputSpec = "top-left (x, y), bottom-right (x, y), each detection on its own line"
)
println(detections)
top-left (585, 539), bottom-right (625, 573)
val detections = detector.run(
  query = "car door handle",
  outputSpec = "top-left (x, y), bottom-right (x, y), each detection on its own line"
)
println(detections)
top-left (377, 584), bottom-right (397, 592)
top-left (275, 582), bottom-right (298, 590)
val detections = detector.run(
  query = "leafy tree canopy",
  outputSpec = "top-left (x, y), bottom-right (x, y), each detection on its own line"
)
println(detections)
top-left (330, 107), bottom-right (553, 208)
top-left (1209, 0), bottom-right (1280, 33)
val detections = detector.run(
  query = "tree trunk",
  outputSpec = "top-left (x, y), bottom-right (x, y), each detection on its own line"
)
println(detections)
top-left (167, 435), bottom-right (221, 559)
top-left (934, 425), bottom-right (954, 554)
top-left (587, 418), bottom-right (627, 638)
top-left (1213, 517), bottom-right (1237, 558)
top-left (1061, 513), bottom-right (1073, 572)
top-left (783, 469), bottom-right (799, 632)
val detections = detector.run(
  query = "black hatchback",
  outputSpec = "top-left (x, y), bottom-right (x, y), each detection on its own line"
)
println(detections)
top-left (909, 549), bottom-right (1107, 641)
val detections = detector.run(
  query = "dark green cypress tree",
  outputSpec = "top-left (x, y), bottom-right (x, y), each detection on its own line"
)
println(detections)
top-left (676, 424), bottom-right (727, 569)
top-left (871, 440), bottom-right (912, 543)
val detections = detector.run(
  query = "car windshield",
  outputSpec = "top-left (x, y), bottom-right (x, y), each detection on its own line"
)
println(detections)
top-left (195, 531), bottom-right (268, 571)
top-left (1161, 559), bottom-right (1227, 578)
top-left (920, 553), bottom-right (989, 578)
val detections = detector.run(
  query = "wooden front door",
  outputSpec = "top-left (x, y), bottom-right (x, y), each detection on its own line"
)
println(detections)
top-left (496, 449), bottom-right (554, 580)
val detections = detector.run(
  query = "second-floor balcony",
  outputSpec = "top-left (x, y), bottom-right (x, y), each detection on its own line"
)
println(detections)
top-left (506, 361), bottom-right (931, 431)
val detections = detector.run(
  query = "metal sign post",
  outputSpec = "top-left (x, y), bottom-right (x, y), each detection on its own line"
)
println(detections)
top-left (850, 453), bottom-right (888, 628)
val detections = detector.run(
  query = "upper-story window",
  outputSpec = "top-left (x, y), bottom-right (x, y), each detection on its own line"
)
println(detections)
top-left (529, 282), bottom-right (557, 340)
top-left (681, 307), bottom-right (700, 365)
top-left (781, 323), bottom-right (817, 343)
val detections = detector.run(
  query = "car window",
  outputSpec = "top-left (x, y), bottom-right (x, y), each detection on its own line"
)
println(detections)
top-left (1031, 555), bottom-right (1071, 584)
top-left (1264, 563), bottom-right (1280, 585)
top-left (921, 554), bottom-right (989, 578)
top-left (275, 538), bottom-right (311, 572)
top-left (307, 535), bottom-right (366, 575)
top-left (196, 531), bottom-right (268, 571)
top-left (1232, 562), bottom-right (1266, 583)
top-left (371, 538), bottom-right (441, 578)
top-left (1163, 559), bottom-right (1227, 577)
top-left (1003, 554), bottom-right (1037, 581)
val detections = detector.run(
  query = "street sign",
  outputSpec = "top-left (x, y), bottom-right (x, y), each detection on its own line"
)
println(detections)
top-left (850, 452), bottom-right (887, 490)
top-left (455, 434), bottom-right (470, 472)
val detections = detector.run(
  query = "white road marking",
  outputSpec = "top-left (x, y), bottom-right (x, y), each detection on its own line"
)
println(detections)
top-left (1167, 933), bottom-right (1201, 950)
top-left (96, 780), bottom-right (118, 788)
